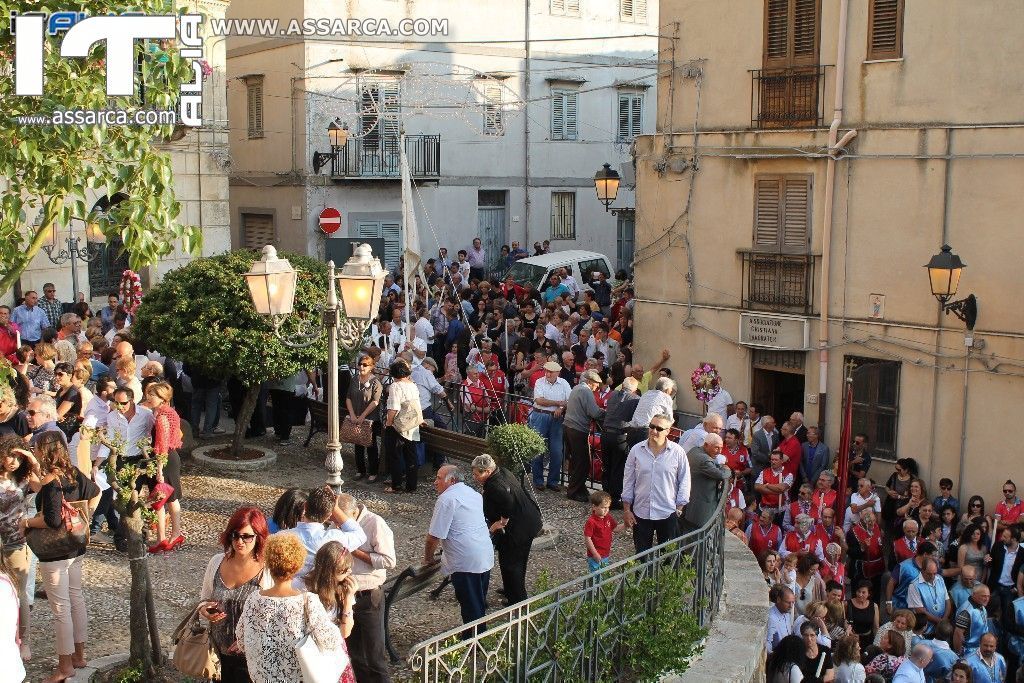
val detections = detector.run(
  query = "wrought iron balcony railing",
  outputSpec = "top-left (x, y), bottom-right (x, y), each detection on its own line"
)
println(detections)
top-left (750, 66), bottom-right (827, 129)
top-left (740, 250), bottom-right (815, 314)
top-left (329, 134), bottom-right (441, 179)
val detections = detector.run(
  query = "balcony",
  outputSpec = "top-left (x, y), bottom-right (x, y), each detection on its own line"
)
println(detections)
top-left (750, 66), bottom-right (827, 129)
top-left (328, 134), bottom-right (441, 180)
top-left (739, 250), bottom-right (815, 315)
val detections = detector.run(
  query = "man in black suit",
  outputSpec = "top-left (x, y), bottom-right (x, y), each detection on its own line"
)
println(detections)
top-left (986, 524), bottom-right (1024, 628)
top-left (749, 414), bottom-right (779, 484)
top-left (472, 454), bottom-right (543, 605)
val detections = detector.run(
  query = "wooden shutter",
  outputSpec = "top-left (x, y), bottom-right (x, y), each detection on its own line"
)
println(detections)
top-left (484, 82), bottom-right (503, 135)
top-left (617, 93), bottom-right (643, 141)
top-left (754, 178), bottom-right (782, 249)
top-left (566, 0), bottom-right (581, 14)
top-left (551, 0), bottom-right (565, 14)
top-left (867, 0), bottom-right (904, 60)
top-left (763, 0), bottom-right (820, 68)
top-left (564, 92), bottom-right (578, 140)
top-left (381, 221), bottom-right (401, 271)
top-left (246, 78), bottom-right (264, 138)
top-left (241, 213), bottom-right (274, 249)
top-left (634, 0), bottom-right (648, 23)
top-left (781, 176), bottom-right (810, 251)
top-left (753, 176), bottom-right (811, 252)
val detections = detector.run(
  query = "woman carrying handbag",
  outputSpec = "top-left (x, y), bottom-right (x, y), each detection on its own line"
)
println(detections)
top-left (345, 354), bottom-right (383, 482)
top-left (22, 431), bottom-right (99, 683)
top-left (191, 506), bottom-right (273, 682)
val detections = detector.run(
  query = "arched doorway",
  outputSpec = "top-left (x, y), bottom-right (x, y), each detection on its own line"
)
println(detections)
top-left (87, 193), bottom-right (130, 297)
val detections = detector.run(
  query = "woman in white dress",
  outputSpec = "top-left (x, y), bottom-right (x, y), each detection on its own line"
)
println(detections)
top-left (236, 534), bottom-right (341, 683)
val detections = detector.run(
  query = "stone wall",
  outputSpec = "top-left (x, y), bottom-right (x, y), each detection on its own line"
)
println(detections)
top-left (664, 532), bottom-right (769, 683)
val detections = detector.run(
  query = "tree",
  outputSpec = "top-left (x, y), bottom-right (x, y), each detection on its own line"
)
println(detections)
top-left (131, 250), bottom-right (338, 455)
top-left (0, 0), bottom-right (203, 295)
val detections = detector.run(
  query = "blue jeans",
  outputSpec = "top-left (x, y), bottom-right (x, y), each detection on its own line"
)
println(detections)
top-left (191, 384), bottom-right (222, 434)
top-left (587, 556), bottom-right (611, 572)
top-left (529, 411), bottom-right (564, 488)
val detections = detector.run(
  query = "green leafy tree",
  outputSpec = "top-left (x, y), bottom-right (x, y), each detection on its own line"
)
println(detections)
top-left (132, 250), bottom-right (339, 455)
top-left (0, 0), bottom-right (202, 295)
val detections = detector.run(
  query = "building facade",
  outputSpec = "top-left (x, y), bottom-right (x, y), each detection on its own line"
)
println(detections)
top-left (226, 0), bottom-right (658, 274)
top-left (634, 0), bottom-right (1024, 498)
top-left (5, 0), bottom-right (232, 307)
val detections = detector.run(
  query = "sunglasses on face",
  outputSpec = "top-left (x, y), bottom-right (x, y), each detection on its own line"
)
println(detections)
top-left (971, 502), bottom-right (983, 507)
top-left (231, 532), bottom-right (257, 542)
top-left (1005, 490), bottom-right (1016, 495)
top-left (26, 410), bottom-right (38, 416)
top-left (648, 424), bottom-right (668, 433)
top-left (112, 400), bottom-right (130, 407)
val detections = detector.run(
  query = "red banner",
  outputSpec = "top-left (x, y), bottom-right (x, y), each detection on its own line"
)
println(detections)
top-left (835, 379), bottom-right (854, 515)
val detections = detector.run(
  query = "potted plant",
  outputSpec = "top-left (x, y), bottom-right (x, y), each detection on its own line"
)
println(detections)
top-left (486, 423), bottom-right (547, 475)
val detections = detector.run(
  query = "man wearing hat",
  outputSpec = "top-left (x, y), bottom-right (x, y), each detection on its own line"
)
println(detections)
top-left (529, 361), bottom-right (573, 492)
top-left (564, 370), bottom-right (607, 502)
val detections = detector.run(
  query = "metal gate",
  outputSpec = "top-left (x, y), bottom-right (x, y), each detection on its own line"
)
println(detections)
top-left (477, 191), bottom-right (507, 278)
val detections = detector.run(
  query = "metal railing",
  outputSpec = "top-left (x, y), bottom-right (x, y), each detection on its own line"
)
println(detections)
top-left (750, 65), bottom-right (828, 128)
top-left (740, 250), bottom-right (815, 314)
top-left (406, 487), bottom-right (727, 681)
top-left (329, 134), bottom-right (441, 178)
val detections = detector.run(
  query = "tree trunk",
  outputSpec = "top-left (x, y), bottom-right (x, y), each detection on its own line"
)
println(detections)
top-left (145, 567), bottom-right (162, 665)
top-left (231, 385), bottom-right (260, 457)
top-left (124, 510), bottom-right (154, 673)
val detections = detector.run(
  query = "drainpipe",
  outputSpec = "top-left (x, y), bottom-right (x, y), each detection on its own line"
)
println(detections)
top-left (523, 0), bottom-right (531, 244)
top-left (817, 0), bottom-right (855, 438)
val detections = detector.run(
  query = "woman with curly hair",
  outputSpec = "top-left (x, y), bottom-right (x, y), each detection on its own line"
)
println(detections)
top-left (236, 533), bottom-right (341, 683)
top-left (22, 431), bottom-right (99, 683)
top-left (142, 382), bottom-right (184, 553)
top-left (0, 435), bottom-right (39, 661)
top-left (307, 541), bottom-right (357, 683)
top-left (197, 507), bottom-right (272, 683)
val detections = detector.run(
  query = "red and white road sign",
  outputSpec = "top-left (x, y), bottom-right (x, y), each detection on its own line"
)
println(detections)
top-left (319, 207), bottom-right (342, 234)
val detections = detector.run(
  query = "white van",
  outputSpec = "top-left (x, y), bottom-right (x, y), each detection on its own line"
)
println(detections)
top-left (500, 250), bottom-right (615, 293)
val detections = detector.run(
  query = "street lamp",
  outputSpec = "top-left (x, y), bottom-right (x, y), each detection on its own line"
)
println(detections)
top-left (244, 243), bottom-right (386, 491)
top-left (594, 163), bottom-right (621, 211)
top-left (42, 216), bottom-right (106, 300)
top-left (312, 118), bottom-right (350, 174)
top-left (924, 244), bottom-right (978, 330)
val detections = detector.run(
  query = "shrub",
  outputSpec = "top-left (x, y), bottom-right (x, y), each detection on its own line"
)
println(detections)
top-left (486, 422), bottom-right (547, 473)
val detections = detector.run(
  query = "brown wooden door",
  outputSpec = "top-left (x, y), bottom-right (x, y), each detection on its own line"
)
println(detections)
top-left (761, 0), bottom-right (821, 127)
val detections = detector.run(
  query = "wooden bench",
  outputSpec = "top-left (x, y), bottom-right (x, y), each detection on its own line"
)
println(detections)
top-left (304, 400), bottom-right (329, 447)
top-left (419, 424), bottom-right (489, 464)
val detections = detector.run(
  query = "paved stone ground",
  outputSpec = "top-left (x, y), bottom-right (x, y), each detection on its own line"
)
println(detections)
top-left (23, 430), bottom-right (631, 681)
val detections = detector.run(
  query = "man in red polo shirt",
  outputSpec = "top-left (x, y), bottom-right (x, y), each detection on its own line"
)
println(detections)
top-left (0, 306), bottom-right (20, 362)
top-left (481, 358), bottom-right (507, 422)
top-left (777, 420), bottom-right (802, 481)
top-left (994, 480), bottom-right (1024, 527)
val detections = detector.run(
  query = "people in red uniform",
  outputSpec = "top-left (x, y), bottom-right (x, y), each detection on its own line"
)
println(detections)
top-left (847, 509), bottom-right (885, 597)
top-left (784, 484), bottom-right (816, 532)
top-left (781, 514), bottom-right (824, 560)
top-left (777, 420), bottom-right (802, 481)
top-left (811, 471), bottom-right (838, 520)
top-left (0, 306), bottom-right (20, 362)
top-left (755, 452), bottom-right (793, 518)
top-left (747, 507), bottom-right (783, 560)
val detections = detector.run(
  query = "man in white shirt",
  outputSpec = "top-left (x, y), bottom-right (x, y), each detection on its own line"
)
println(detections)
top-left (423, 465), bottom-right (494, 631)
top-left (678, 413), bottom-right (724, 453)
top-left (559, 267), bottom-right (580, 299)
top-left (285, 486), bottom-right (368, 588)
top-left (337, 494), bottom-right (396, 683)
top-left (528, 362), bottom-right (572, 492)
top-left (413, 307), bottom-right (434, 344)
top-left (102, 386), bottom-right (155, 463)
top-left (626, 377), bottom-right (677, 448)
top-left (766, 585), bottom-right (796, 655)
top-left (706, 385), bottom-right (734, 426)
top-left (726, 400), bottom-right (749, 436)
top-left (622, 411), bottom-right (691, 553)
top-left (844, 477), bottom-right (882, 531)
top-left (907, 558), bottom-right (951, 636)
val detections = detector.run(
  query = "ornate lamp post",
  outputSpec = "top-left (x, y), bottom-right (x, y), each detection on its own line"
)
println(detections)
top-left (42, 217), bottom-right (106, 299)
top-left (244, 243), bottom-right (386, 490)
top-left (924, 244), bottom-right (978, 330)
top-left (593, 162), bottom-right (621, 211)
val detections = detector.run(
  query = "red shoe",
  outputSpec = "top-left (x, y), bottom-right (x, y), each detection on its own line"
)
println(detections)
top-left (167, 535), bottom-right (185, 552)
top-left (147, 539), bottom-right (169, 554)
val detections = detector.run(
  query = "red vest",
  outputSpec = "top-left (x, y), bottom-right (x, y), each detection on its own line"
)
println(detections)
top-left (784, 530), bottom-right (818, 556)
top-left (851, 523), bottom-right (885, 577)
top-left (892, 536), bottom-right (922, 565)
top-left (813, 523), bottom-right (840, 551)
top-left (760, 468), bottom-right (788, 508)
top-left (820, 559), bottom-right (846, 589)
top-left (812, 489), bottom-right (837, 519)
top-left (748, 522), bottom-right (782, 559)
top-left (789, 500), bottom-right (814, 526)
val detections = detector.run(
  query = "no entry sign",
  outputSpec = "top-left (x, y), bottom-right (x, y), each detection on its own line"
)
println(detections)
top-left (319, 207), bottom-right (342, 234)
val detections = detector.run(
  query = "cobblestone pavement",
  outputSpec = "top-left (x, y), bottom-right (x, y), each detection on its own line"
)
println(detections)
top-left (23, 433), bottom-right (630, 681)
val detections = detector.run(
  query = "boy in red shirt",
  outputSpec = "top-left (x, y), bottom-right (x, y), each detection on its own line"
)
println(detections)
top-left (585, 490), bottom-right (618, 572)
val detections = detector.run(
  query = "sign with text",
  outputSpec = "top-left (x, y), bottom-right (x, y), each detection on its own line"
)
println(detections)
top-left (739, 313), bottom-right (810, 350)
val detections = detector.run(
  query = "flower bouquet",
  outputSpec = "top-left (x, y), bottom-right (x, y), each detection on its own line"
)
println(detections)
top-left (690, 362), bottom-right (722, 404)
top-left (119, 270), bottom-right (144, 315)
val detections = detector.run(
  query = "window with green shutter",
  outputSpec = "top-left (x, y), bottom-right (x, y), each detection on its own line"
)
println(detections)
top-left (617, 92), bottom-right (643, 142)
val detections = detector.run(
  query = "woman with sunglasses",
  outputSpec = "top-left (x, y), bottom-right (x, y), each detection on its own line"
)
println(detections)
top-left (52, 362), bottom-right (85, 440)
top-left (0, 435), bottom-right (40, 661)
top-left (958, 496), bottom-right (987, 536)
top-left (0, 385), bottom-right (30, 440)
top-left (199, 506), bottom-right (272, 683)
top-left (346, 354), bottom-right (383, 483)
top-left (21, 431), bottom-right (99, 683)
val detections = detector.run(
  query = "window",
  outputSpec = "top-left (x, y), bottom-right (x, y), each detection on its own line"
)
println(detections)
top-left (359, 78), bottom-right (401, 148)
top-left (753, 174), bottom-right (811, 253)
top-left (867, 0), bottom-right (904, 60)
top-left (482, 81), bottom-right (504, 136)
top-left (763, 0), bottom-right (821, 68)
top-left (617, 92), bottom-right (643, 141)
top-left (357, 221), bottom-right (401, 271)
top-left (579, 257), bottom-right (611, 281)
top-left (241, 213), bottom-right (274, 249)
top-left (616, 212), bottom-right (635, 272)
top-left (550, 192), bottom-right (576, 240)
top-left (550, 0), bottom-right (581, 16)
top-left (620, 0), bottom-right (648, 23)
top-left (245, 76), bottom-right (264, 139)
top-left (88, 237), bottom-right (130, 294)
top-left (846, 356), bottom-right (901, 460)
top-left (551, 89), bottom-right (578, 141)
